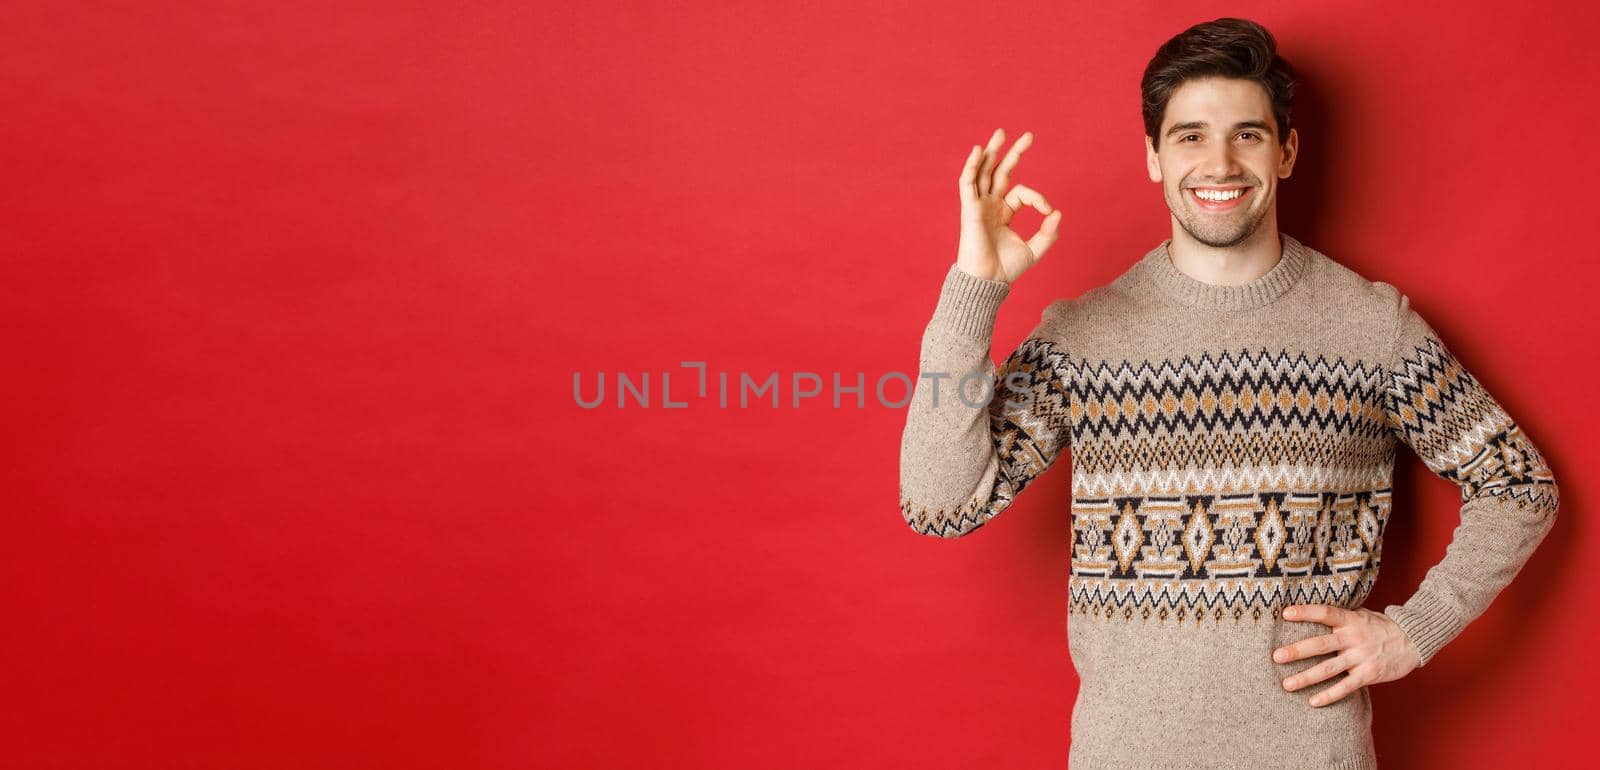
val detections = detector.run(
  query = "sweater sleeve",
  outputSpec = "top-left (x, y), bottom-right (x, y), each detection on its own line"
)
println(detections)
top-left (1379, 293), bottom-right (1560, 667)
top-left (898, 263), bottom-right (1074, 538)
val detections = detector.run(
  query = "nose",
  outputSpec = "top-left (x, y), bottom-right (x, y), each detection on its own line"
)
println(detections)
top-left (1201, 141), bottom-right (1242, 180)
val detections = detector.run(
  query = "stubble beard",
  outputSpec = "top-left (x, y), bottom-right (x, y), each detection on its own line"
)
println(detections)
top-left (1167, 184), bottom-right (1270, 249)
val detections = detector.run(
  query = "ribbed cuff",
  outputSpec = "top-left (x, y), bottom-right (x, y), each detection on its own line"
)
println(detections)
top-left (930, 263), bottom-right (1010, 340)
top-left (1383, 588), bottom-right (1463, 668)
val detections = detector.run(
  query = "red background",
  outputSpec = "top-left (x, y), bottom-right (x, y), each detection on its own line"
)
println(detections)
top-left (4, 2), bottom-right (1596, 767)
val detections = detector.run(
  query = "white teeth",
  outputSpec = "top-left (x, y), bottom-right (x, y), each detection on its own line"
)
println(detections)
top-left (1193, 188), bottom-right (1244, 202)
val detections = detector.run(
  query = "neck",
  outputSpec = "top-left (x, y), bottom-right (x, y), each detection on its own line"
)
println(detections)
top-left (1167, 220), bottom-right (1284, 286)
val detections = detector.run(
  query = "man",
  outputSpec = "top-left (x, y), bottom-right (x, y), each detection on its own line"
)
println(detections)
top-left (897, 17), bottom-right (1559, 769)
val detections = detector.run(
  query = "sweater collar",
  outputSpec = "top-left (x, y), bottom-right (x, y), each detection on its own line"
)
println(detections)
top-left (1142, 233), bottom-right (1311, 311)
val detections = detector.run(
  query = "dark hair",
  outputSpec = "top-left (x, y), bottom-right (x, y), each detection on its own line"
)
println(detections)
top-left (1141, 18), bottom-right (1297, 151)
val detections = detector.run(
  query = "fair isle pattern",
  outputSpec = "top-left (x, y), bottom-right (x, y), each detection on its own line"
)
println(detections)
top-left (1068, 349), bottom-right (1393, 491)
top-left (1385, 333), bottom-right (1559, 514)
top-left (899, 337), bottom-right (1073, 538)
top-left (1066, 348), bottom-right (1396, 625)
top-left (1068, 490), bottom-right (1391, 624)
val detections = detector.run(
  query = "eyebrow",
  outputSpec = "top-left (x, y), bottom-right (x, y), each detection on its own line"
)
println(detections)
top-left (1165, 119), bottom-right (1274, 138)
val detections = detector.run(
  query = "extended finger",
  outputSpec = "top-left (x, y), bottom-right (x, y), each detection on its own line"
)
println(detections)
top-left (1282, 650), bottom-right (1354, 692)
top-left (1309, 670), bottom-right (1368, 708)
top-left (1274, 632), bottom-right (1344, 664)
top-left (1283, 604), bottom-right (1349, 627)
top-left (958, 145), bottom-right (983, 205)
top-left (991, 131), bottom-right (1033, 197)
top-left (977, 128), bottom-right (1005, 196)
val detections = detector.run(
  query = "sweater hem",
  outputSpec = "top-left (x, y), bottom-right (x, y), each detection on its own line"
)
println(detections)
top-left (1068, 750), bottom-right (1377, 770)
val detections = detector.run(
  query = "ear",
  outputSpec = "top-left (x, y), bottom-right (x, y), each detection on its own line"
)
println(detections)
top-left (1145, 135), bottom-right (1162, 183)
top-left (1277, 127), bottom-right (1299, 179)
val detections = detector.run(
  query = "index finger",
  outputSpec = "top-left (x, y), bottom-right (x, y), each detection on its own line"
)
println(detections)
top-left (1283, 604), bottom-right (1352, 626)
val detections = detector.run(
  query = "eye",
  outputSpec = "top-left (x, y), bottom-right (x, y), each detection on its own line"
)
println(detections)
top-left (1180, 134), bottom-right (1200, 143)
top-left (1239, 131), bottom-right (1262, 141)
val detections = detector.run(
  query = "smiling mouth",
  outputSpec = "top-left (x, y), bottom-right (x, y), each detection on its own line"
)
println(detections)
top-left (1187, 186), bottom-right (1251, 211)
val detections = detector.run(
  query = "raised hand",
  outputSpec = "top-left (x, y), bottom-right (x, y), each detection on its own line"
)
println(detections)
top-left (955, 128), bottom-right (1063, 284)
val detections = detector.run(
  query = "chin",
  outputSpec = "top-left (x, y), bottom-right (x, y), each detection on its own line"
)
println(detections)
top-left (1180, 219), bottom-right (1258, 248)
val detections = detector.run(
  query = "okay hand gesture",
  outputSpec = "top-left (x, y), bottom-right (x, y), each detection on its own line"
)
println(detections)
top-left (955, 128), bottom-right (1063, 284)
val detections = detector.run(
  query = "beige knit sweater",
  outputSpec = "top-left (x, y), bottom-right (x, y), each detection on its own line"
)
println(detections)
top-left (898, 233), bottom-right (1559, 769)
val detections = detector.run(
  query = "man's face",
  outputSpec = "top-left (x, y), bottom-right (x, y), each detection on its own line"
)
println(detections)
top-left (1145, 76), bottom-right (1298, 248)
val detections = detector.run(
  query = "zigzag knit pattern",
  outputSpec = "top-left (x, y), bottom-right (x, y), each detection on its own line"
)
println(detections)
top-left (1386, 335), bottom-right (1558, 512)
top-left (899, 336), bottom-right (1071, 538)
top-left (903, 335), bottom-right (1557, 625)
